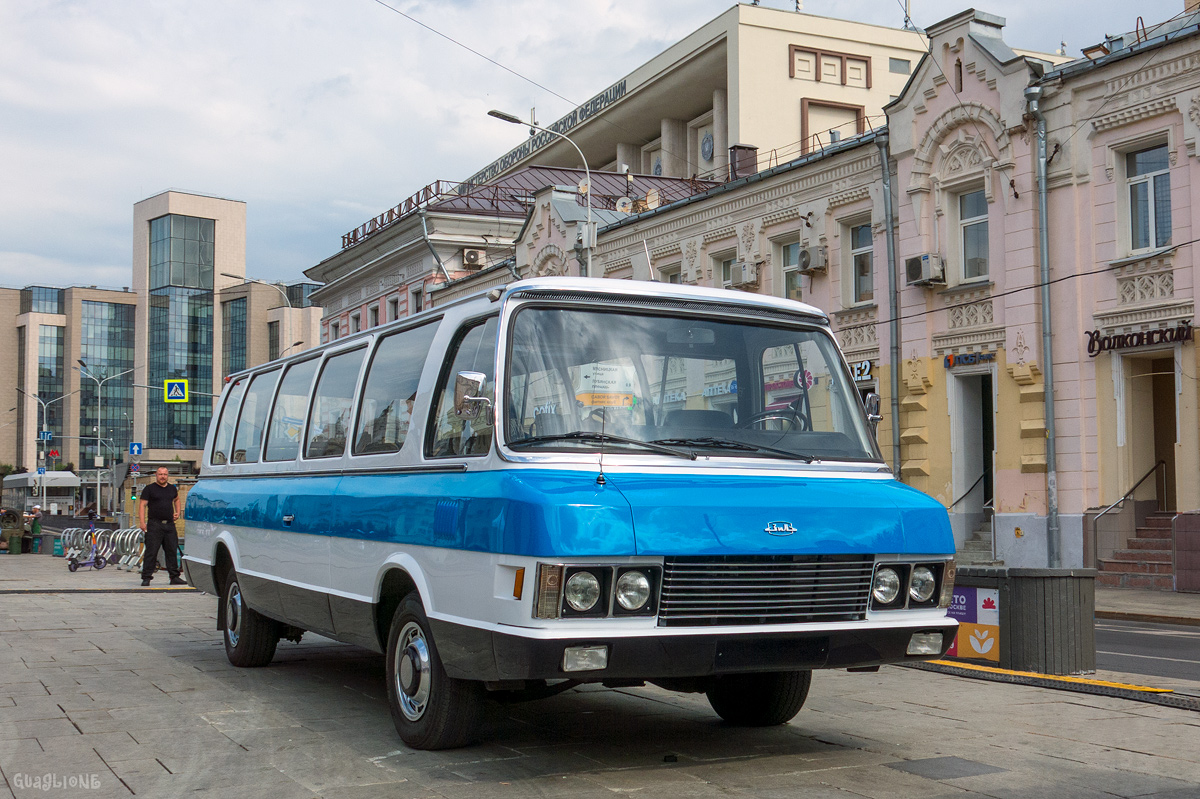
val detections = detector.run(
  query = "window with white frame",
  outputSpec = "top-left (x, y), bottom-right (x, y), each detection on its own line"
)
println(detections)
top-left (330, 321), bottom-right (340, 340)
top-left (849, 223), bottom-right (873, 303)
top-left (388, 296), bottom-right (399, 322)
top-left (369, 305), bottom-right (379, 328)
top-left (659, 265), bottom-right (682, 283)
top-left (780, 242), bottom-right (803, 301)
top-left (411, 288), bottom-right (424, 313)
top-left (719, 255), bottom-right (736, 287)
top-left (959, 189), bottom-right (988, 280)
top-left (350, 312), bottom-right (361, 334)
top-left (1128, 144), bottom-right (1171, 251)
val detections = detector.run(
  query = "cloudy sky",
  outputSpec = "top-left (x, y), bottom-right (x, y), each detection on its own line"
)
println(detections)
top-left (0, 0), bottom-right (1177, 289)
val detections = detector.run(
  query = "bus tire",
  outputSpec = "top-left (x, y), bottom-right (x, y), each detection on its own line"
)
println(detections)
top-left (386, 592), bottom-right (482, 750)
top-left (706, 670), bottom-right (811, 726)
top-left (222, 567), bottom-right (280, 668)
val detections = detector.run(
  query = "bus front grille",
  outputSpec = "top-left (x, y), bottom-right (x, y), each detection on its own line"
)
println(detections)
top-left (657, 555), bottom-right (874, 627)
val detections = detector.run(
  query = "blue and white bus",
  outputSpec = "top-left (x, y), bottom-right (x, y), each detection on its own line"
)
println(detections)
top-left (184, 277), bottom-right (956, 749)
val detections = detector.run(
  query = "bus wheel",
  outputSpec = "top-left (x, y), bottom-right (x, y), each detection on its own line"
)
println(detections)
top-left (386, 592), bottom-right (482, 750)
top-left (706, 670), bottom-right (811, 726)
top-left (222, 567), bottom-right (280, 667)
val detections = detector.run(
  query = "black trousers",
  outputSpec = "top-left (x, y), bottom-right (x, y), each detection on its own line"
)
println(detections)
top-left (142, 520), bottom-right (180, 580)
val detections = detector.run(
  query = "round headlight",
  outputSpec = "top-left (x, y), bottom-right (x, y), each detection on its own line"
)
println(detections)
top-left (872, 567), bottom-right (901, 605)
top-left (565, 571), bottom-right (601, 612)
top-left (615, 570), bottom-right (651, 611)
top-left (909, 566), bottom-right (936, 603)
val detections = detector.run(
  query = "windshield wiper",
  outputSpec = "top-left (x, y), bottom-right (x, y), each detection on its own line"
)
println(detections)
top-left (650, 436), bottom-right (816, 463)
top-left (509, 431), bottom-right (696, 460)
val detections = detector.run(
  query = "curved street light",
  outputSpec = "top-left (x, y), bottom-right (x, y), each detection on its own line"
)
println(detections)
top-left (221, 273), bottom-right (296, 360)
top-left (16, 388), bottom-right (81, 508)
top-left (77, 362), bottom-right (134, 514)
top-left (488, 109), bottom-right (593, 277)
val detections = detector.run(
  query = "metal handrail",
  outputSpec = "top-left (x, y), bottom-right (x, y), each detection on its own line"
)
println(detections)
top-left (948, 471), bottom-right (988, 510)
top-left (1089, 459), bottom-right (1166, 568)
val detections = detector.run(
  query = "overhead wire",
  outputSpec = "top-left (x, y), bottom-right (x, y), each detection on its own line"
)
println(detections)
top-left (835, 238), bottom-right (1195, 335)
top-left (1054, 5), bottom-right (1200, 151)
top-left (366, 0), bottom-right (706, 177)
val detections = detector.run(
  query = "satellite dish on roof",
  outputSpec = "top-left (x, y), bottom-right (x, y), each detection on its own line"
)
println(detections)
top-left (577, 177), bottom-right (590, 196)
top-left (615, 197), bottom-right (634, 213)
top-left (645, 189), bottom-right (661, 209)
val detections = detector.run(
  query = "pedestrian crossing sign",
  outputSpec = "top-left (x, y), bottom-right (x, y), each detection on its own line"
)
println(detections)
top-left (164, 379), bottom-right (189, 403)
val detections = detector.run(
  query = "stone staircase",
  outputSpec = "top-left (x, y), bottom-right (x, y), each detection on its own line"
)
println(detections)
top-left (1097, 512), bottom-right (1175, 590)
top-left (958, 518), bottom-right (1004, 567)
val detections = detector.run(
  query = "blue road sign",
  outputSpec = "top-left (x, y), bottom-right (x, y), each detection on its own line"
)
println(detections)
top-left (129, 463), bottom-right (140, 473)
top-left (38, 431), bottom-right (52, 441)
top-left (164, 379), bottom-right (188, 403)
top-left (129, 442), bottom-right (143, 456)
top-left (37, 467), bottom-right (45, 475)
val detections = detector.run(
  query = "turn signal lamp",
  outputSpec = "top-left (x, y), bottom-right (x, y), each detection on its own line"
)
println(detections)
top-left (535, 564), bottom-right (563, 619)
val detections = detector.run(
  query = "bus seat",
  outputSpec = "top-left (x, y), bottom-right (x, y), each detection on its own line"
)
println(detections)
top-left (533, 411), bottom-right (568, 437)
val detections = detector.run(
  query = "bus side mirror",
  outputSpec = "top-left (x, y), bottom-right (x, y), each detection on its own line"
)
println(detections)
top-left (454, 371), bottom-right (493, 422)
top-left (864, 392), bottom-right (882, 436)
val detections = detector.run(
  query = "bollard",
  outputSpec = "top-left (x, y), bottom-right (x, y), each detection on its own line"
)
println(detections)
top-left (52, 536), bottom-right (63, 557)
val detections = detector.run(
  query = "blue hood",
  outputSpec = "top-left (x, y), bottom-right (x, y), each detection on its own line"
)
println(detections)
top-left (605, 473), bottom-right (952, 557)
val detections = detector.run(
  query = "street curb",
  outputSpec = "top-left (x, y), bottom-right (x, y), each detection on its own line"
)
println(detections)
top-left (0, 588), bottom-right (200, 595)
top-left (903, 661), bottom-right (1200, 712)
top-left (1096, 610), bottom-right (1200, 628)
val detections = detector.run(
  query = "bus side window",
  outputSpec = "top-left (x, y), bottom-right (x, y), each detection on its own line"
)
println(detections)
top-left (305, 347), bottom-right (367, 459)
top-left (354, 322), bottom-right (438, 455)
top-left (210, 378), bottom-right (246, 465)
top-left (231, 370), bottom-right (280, 465)
top-left (264, 358), bottom-right (319, 462)
top-left (427, 317), bottom-right (498, 458)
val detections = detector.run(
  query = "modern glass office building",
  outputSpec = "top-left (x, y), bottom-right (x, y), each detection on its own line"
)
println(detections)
top-left (37, 324), bottom-right (65, 444)
top-left (221, 297), bottom-right (247, 380)
top-left (146, 213), bottom-right (216, 450)
top-left (79, 301), bottom-right (136, 468)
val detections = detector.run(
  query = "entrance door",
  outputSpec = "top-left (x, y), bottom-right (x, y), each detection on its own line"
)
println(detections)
top-left (955, 372), bottom-right (995, 513)
top-left (1127, 356), bottom-right (1177, 512)
top-left (1151, 357), bottom-right (1177, 510)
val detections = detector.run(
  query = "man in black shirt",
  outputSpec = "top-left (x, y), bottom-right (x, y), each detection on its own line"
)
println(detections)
top-left (138, 467), bottom-right (186, 587)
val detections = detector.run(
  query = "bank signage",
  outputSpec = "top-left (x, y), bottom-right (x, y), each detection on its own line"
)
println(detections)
top-left (944, 352), bottom-right (996, 369)
top-left (1086, 320), bottom-right (1193, 357)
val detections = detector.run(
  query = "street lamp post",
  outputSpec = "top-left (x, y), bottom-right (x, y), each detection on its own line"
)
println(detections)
top-left (16, 388), bottom-right (80, 510)
top-left (221, 274), bottom-right (294, 360)
top-left (280, 339), bottom-right (305, 358)
top-left (488, 110), bottom-right (594, 277)
top-left (76, 362), bottom-right (134, 515)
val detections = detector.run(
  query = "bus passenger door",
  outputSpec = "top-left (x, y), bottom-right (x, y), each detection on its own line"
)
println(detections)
top-left (270, 474), bottom-right (339, 637)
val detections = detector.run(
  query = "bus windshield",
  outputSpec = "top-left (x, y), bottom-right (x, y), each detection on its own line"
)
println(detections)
top-left (504, 306), bottom-right (879, 462)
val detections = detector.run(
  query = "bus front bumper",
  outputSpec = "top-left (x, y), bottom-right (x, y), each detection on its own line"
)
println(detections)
top-left (429, 618), bottom-right (958, 682)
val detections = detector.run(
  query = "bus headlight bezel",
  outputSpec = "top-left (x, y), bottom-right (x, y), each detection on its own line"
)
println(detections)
top-left (908, 566), bottom-right (937, 605)
top-left (564, 570), bottom-right (603, 614)
top-left (871, 566), bottom-right (904, 607)
top-left (615, 569), bottom-right (652, 612)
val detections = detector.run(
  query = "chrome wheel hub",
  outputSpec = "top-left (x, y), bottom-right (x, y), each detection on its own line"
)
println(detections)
top-left (394, 621), bottom-right (431, 721)
top-left (226, 582), bottom-right (243, 647)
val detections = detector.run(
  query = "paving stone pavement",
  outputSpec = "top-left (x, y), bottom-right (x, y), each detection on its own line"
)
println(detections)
top-left (0, 590), bottom-right (1197, 799)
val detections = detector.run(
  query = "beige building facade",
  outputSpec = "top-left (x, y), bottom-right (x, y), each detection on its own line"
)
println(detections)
top-left (470, 4), bottom-right (927, 184)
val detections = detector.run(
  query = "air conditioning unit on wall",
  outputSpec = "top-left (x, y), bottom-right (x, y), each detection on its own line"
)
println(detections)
top-left (462, 248), bottom-right (487, 269)
top-left (905, 254), bottom-right (944, 286)
top-left (798, 245), bottom-right (826, 275)
top-left (730, 260), bottom-right (759, 287)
